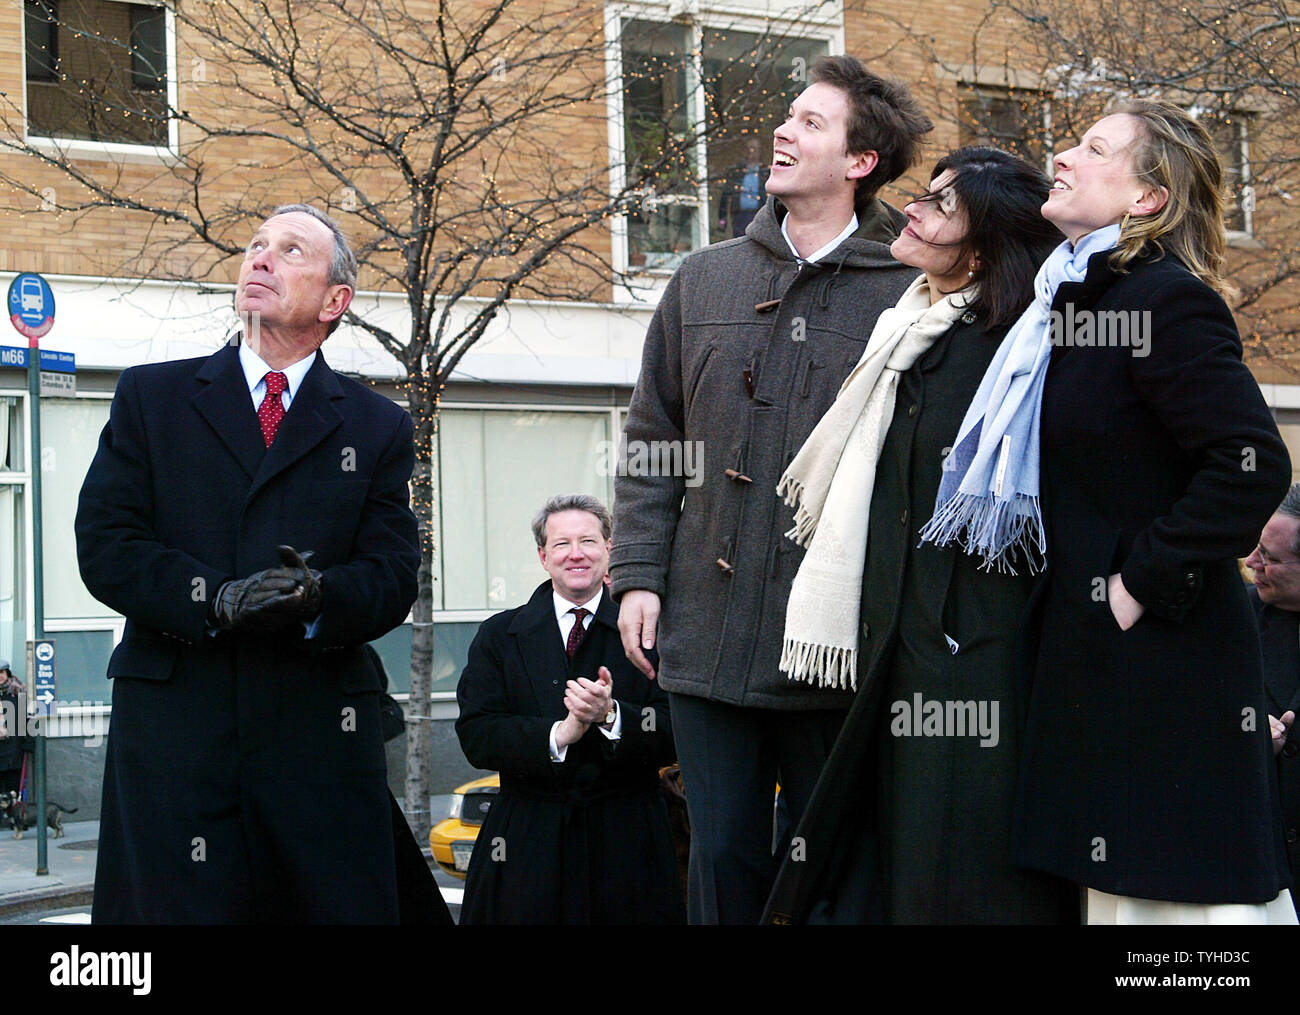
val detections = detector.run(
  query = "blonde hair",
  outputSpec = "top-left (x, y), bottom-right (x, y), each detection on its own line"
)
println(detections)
top-left (1106, 100), bottom-right (1236, 299)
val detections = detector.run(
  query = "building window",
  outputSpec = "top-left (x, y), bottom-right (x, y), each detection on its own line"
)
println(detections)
top-left (0, 484), bottom-right (27, 684)
top-left (0, 397), bottom-right (23, 473)
top-left (24, 0), bottom-right (171, 147)
top-left (129, 2), bottom-right (167, 92)
top-left (41, 398), bottom-right (113, 621)
top-left (24, 1), bottom-right (58, 82)
top-left (435, 408), bottom-right (615, 611)
top-left (1200, 110), bottom-right (1253, 235)
top-left (958, 86), bottom-right (1052, 174)
top-left (617, 17), bottom-right (829, 272)
top-left (620, 19), bottom-right (697, 270)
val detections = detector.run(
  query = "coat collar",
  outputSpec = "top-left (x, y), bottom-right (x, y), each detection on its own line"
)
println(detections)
top-left (192, 340), bottom-right (345, 498)
top-left (753, 196), bottom-right (905, 269)
top-left (1247, 584), bottom-right (1300, 712)
top-left (915, 311), bottom-right (993, 374)
top-left (507, 579), bottom-right (618, 636)
top-left (507, 580), bottom-right (618, 716)
top-left (1055, 244), bottom-right (1191, 308)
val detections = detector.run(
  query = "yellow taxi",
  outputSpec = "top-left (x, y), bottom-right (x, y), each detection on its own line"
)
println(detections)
top-left (429, 773), bottom-right (499, 878)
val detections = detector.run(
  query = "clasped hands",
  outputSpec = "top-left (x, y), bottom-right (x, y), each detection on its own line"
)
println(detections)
top-left (554, 666), bottom-right (614, 750)
top-left (209, 545), bottom-right (323, 632)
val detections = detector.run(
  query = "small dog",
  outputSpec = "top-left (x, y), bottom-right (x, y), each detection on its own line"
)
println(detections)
top-left (0, 791), bottom-right (77, 839)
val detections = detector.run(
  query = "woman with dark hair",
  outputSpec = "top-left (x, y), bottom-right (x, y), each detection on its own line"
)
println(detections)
top-left (998, 101), bottom-right (1295, 922)
top-left (763, 147), bottom-right (1075, 923)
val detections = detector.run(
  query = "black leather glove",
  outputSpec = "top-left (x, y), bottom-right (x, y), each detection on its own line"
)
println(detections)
top-left (209, 545), bottom-right (322, 632)
top-left (278, 545), bottom-right (323, 620)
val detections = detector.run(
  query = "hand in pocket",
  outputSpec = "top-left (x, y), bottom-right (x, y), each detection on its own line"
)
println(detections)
top-left (1107, 573), bottom-right (1145, 631)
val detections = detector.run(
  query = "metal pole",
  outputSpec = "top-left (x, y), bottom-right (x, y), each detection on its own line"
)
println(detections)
top-left (27, 339), bottom-right (47, 876)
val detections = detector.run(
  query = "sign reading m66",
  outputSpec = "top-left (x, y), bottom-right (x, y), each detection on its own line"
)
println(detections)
top-left (7, 272), bottom-right (55, 340)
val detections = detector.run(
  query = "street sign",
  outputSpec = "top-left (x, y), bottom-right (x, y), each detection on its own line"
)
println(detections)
top-left (39, 371), bottom-right (74, 396)
top-left (28, 639), bottom-right (55, 717)
top-left (0, 347), bottom-right (75, 372)
top-left (7, 273), bottom-right (55, 340)
top-left (0, 347), bottom-right (76, 394)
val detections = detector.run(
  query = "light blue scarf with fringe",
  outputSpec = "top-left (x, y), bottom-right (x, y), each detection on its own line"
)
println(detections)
top-left (917, 224), bottom-right (1120, 573)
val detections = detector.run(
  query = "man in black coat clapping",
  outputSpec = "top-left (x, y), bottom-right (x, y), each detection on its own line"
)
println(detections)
top-left (456, 494), bottom-right (684, 924)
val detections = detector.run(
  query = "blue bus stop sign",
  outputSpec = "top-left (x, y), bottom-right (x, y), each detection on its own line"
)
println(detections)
top-left (7, 273), bottom-right (55, 340)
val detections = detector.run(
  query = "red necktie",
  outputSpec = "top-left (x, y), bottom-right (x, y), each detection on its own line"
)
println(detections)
top-left (566, 608), bottom-right (589, 659)
top-left (258, 371), bottom-right (288, 447)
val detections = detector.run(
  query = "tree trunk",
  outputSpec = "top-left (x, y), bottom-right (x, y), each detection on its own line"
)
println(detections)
top-left (403, 377), bottom-right (437, 842)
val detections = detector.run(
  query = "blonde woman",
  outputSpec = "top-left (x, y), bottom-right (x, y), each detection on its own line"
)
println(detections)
top-left (1011, 101), bottom-right (1294, 922)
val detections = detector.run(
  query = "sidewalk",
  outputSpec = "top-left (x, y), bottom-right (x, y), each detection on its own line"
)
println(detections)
top-left (0, 819), bottom-right (98, 917)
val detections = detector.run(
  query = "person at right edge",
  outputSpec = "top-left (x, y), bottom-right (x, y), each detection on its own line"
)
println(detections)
top-left (611, 55), bottom-right (932, 924)
top-left (939, 101), bottom-right (1291, 923)
top-left (1246, 483), bottom-right (1300, 919)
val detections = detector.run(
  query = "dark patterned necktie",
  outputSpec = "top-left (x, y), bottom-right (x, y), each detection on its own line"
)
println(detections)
top-left (258, 371), bottom-right (288, 447)
top-left (566, 608), bottom-right (589, 659)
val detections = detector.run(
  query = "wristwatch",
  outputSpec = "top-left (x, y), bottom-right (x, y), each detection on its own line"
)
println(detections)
top-left (600, 702), bottom-right (617, 729)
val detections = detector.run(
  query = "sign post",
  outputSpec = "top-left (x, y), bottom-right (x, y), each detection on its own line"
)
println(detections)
top-left (8, 273), bottom-right (53, 876)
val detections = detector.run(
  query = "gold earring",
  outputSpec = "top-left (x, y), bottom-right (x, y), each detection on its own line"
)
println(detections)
top-left (967, 260), bottom-right (977, 280)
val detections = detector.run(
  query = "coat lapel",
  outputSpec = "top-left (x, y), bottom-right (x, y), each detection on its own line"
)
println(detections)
top-left (247, 351), bottom-right (344, 502)
top-left (507, 582), bottom-right (570, 718)
top-left (1257, 604), bottom-right (1300, 713)
top-left (192, 343), bottom-right (267, 481)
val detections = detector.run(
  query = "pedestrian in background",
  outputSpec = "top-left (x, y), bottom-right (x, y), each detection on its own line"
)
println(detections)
top-left (0, 662), bottom-right (31, 800)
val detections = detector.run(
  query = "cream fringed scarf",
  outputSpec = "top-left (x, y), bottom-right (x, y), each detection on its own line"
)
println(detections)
top-left (776, 274), bottom-right (975, 688)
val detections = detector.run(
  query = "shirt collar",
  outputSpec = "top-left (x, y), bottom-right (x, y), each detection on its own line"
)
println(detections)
top-left (238, 341), bottom-right (317, 400)
top-left (781, 212), bottom-right (858, 264)
top-left (553, 586), bottom-right (604, 625)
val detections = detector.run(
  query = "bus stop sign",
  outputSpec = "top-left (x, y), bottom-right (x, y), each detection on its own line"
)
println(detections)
top-left (8, 273), bottom-right (55, 340)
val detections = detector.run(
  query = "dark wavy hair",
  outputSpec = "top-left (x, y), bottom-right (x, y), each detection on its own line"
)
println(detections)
top-left (919, 146), bottom-right (1062, 330)
top-left (808, 55), bottom-right (933, 212)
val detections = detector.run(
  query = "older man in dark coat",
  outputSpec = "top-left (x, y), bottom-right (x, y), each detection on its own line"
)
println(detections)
top-left (1246, 484), bottom-right (1300, 917)
top-left (457, 495), bottom-right (683, 924)
top-left (76, 204), bottom-right (436, 923)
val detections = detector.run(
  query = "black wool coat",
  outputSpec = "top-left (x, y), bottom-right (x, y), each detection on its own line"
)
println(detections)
top-left (1248, 585), bottom-right (1300, 915)
top-left (1011, 251), bottom-right (1293, 904)
top-left (76, 341), bottom-right (433, 923)
top-left (456, 580), bottom-right (684, 924)
top-left (764, 316), bottom-right (1075, 925)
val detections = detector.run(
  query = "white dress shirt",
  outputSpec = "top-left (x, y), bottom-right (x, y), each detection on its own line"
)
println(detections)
top-left (780, 212), bottom-right (859, 263)
top-left (548, 586), bottom-right (622, 762)
top-left (219, 342), bottom-right (323, 638)
top-left (238, 342), bottom-right (317, 413)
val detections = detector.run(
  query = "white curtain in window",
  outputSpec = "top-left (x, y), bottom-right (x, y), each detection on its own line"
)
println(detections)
top-left (0, 484), bottom-right (24, 676)
top-left (0, 397), bottom-right (20, 472)
top-left (438, 409), bottom-right (612, 610)
top-left (40, 398), bottom-right (113, 620)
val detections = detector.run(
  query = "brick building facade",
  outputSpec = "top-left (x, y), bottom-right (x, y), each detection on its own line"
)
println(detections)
top-left (0, 0), bottom-right (1295, 811)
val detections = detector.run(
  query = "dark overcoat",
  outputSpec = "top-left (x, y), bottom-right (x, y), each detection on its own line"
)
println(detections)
top-left (764, 317), bottom-right (1075, 924)
top-left (1012, 252), bottom-right (1293, 904)
top-left (1248, 585), bottom-right (1300, 913)
top-left (76, 341), bottom-right (426, 923)
top-left (456, 580), bottom-right (684, 924)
